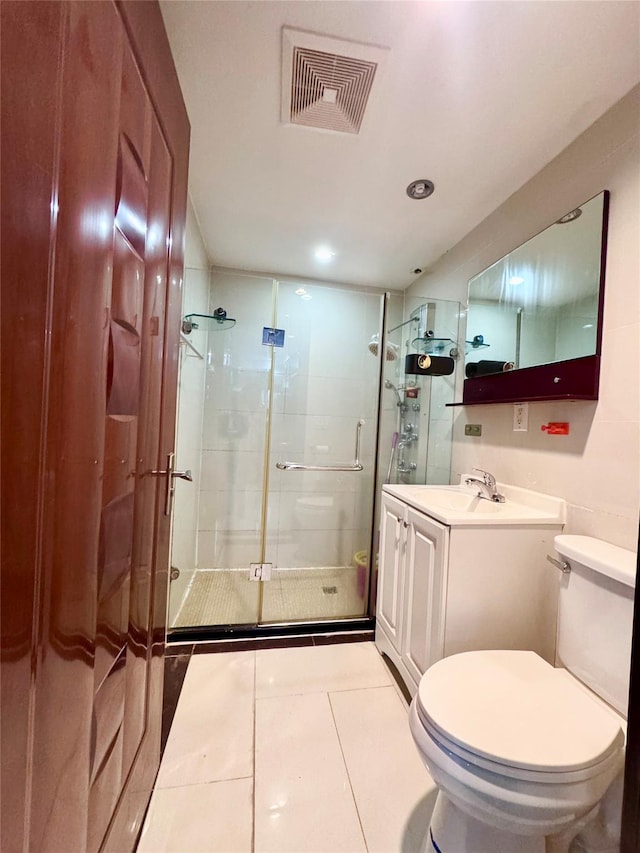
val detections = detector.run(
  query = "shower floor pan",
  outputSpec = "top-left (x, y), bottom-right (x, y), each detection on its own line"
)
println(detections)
top-left (171, 565), bottom-right (365, 629)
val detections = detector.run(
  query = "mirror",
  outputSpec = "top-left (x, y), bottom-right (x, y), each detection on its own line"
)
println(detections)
top-left (462, 191), bottom-right (609, 405)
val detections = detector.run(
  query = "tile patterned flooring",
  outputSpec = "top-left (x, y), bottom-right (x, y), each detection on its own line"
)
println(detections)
top-left (138, 642), bottom-right (437, 853)
top-left (171, 567), bottom-right (367, 629)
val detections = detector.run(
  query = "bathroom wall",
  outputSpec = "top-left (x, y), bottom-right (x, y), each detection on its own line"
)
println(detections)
top-left (406, 85), bottom-right (640, 550)
top-left (170, 200), bottom-right (210, 615)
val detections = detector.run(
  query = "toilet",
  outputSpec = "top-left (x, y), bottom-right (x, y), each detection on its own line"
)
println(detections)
top-left (409, 534), bottom-right (636, 853)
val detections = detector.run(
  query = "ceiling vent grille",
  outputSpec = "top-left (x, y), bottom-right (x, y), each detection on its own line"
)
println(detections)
top-left (282, 28), bottom-right (388, 135)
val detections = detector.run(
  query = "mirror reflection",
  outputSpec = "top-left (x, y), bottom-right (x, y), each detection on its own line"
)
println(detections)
top-left (465, 192), bottom-right (607, 377)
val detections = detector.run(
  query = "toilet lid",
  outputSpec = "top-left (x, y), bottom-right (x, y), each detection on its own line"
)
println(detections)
top-left (417, 650), bottom-right (624, 773)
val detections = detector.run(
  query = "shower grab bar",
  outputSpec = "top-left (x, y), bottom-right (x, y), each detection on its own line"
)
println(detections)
top-left (276, 420), bottom-right (364, 472)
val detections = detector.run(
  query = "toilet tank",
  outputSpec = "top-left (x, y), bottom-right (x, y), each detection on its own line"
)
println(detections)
top-left (555, 535), bottom-right (637, 715)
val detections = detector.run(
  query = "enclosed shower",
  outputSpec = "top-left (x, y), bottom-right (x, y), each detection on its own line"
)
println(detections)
top-left (168, 271), bottom-right (384, 632)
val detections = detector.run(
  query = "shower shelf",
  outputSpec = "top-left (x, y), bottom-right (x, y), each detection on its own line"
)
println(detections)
top-left (182, 310), bottom-right (236, 333)
top-left (411, 336), bottom-right (490, 356)
top-left (412, 336), bottom-right (456, 354)
top-left (464, 338), bottom-right (490, 353)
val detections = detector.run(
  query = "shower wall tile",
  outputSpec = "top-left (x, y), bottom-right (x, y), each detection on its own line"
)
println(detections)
top-left (270, 414), bottom-right (376, 463)
top-left (198, 489), bottom-right (265, 534)
top-left (276, 528), bottom-right (354, 570)
top-left (276, 491), bottom-right (356, 532)
top-left (174, 474), bottom-right (200, 522)
top-left (307, 336), bottom-right (366, 381)
top-left (205, 367), bottom-right (271, 414)
top-left (180, 344), bottom-right (208, 389)
top-left (201, 409), bottom-right (268, 452)
top-left (200, 450), bottom-right (266, 493)
top-left (273, 374), bottom-right (369, 418)
top-left (313, 377), bottom-right (376, 419)
top-left (198, 531), bottom-right (263, 569)
top-left (269, 412), bottom-right (305, 455)
top-left (181, 254), bottom-right (207, 294)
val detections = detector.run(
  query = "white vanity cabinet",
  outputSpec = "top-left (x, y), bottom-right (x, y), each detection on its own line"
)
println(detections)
top-left (375, 485), bottom-right (565, 698)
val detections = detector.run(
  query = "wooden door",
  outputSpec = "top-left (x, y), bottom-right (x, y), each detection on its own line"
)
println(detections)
top-left (0, 3), bottom-right (190, 851)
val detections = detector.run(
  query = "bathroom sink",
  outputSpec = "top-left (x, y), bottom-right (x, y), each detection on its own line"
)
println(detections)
top-left (408, 487), bottom-right (502, 514)
top-left (383, 483), bottom-right (566, 526)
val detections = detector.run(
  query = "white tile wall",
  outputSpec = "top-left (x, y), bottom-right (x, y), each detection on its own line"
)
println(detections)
top-left (406, 86), bottom-right (640, 551)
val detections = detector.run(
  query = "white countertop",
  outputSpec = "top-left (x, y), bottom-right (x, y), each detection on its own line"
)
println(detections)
top-left (382, 482), bottom-right (566, 527)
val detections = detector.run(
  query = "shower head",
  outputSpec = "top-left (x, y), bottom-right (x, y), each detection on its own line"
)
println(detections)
top-left (368, 334), bottom-right (399, 361)
top-left (384, 379), bottom-right (403, 406)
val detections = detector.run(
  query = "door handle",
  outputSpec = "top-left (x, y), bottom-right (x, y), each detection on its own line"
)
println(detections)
top-left (151, 452), bottom-right (192, 515)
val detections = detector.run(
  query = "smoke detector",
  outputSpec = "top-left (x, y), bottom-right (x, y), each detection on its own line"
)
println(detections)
top-left (281, 27), bottom-right (388, 135)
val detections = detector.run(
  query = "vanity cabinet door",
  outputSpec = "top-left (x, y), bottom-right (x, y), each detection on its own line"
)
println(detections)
top-left (402, 508), bottom-right (449, 687)
top-left (377, 494), bottom-right (407, 652)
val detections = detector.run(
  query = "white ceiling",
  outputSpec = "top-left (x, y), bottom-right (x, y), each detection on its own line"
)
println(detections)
top-left (160, 1), bottom-right (640, 290)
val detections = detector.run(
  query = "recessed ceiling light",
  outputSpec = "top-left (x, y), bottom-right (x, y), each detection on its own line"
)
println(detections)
top-left (406, 179), bottom-right (435, 200)
top-left (509, 276), bottom-right (525, 285)
top-left (301, 293), bottom-right (312, 301)
top-left (295, 287), bottom-right (306, 295)
top-left (314, 246), bottom-right (335, 262)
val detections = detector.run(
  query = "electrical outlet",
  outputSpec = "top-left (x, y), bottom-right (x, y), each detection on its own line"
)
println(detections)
top-left (464, 424), bottom-right (482, 437)
top-left (513, 403), bottom-right (529, 431)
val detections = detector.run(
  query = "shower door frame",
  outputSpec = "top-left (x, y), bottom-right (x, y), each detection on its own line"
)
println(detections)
top-left (167, 274), bottom-right (391, 641)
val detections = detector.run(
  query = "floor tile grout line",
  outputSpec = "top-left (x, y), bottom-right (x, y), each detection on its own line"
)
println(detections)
top-left (254, 679), bottom-right (393, 702)
top-left (154, 774), bottom-right (255, 792)
top-left (327, 690), bottom-right (370, 853)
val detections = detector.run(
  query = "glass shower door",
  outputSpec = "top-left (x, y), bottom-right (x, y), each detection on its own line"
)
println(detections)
top-left (169, 272), bottom-right (275, 628)
top-left (262, 281), bottom-right (383, 623)
top-left (169, 272), bottom-right (384, 632)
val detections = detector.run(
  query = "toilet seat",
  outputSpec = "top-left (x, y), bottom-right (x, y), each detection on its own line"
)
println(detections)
top-left (416, 650), bottom-right (624, 781)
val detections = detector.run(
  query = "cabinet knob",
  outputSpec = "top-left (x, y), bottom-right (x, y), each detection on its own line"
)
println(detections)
top-left (403, 521), bottom-right (409, 528)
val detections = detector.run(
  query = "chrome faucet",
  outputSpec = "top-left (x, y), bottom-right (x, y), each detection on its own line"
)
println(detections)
top-left (465, 468), bottom-right (506, 503)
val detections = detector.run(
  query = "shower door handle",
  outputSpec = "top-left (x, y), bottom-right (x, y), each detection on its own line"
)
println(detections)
top-left (151, 452), bottom-right (192, 516)
top-left (276, 419), bottom-right (364, 472)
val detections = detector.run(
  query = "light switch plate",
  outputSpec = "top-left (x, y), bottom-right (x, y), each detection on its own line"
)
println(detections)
top-left (464, 424), bottom-right (482, 437)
